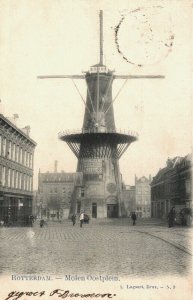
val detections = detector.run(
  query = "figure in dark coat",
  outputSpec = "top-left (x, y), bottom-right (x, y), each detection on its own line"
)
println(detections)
top-left (168, 207), bottom-right (176, 228)
top-left (131, 212), bottom-right (137, 226)
top-left (40, 219), bottom-right (44, 228)
top-left (71, 214), bottom-right (76, 226)
top-left (29, 215), bottom-right (34, 227)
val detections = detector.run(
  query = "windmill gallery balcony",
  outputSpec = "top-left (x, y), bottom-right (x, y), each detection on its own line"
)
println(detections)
top-left (58, 129), bottom-right (138, 159)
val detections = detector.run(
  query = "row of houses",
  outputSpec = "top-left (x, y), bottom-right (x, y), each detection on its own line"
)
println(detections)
top-left (122, 175), bottom-right (151, 218)
top-left (34, 165), bottom-right (83, 220)
top-left (119, 155), bottom-right (192, 221)
top-left (0, 114), bottom-right (36, 226)
top-left (0, 113), bottom-right (191, 224)
top-left (34, 155), bottom-right (192, 222)
top-left (34, 167), bottom-right (152, 220)
top-left (151, 155), bottom-right (192, 218)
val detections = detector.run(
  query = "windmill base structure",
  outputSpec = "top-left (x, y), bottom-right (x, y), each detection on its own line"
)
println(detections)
top-left (59, 128), bottom-right (137, 218)
top-left (38, 10), bottom-right (164, 219)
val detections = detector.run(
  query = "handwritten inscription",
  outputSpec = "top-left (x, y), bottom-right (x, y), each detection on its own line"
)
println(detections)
top-left (4, 290), bottom-right (116, 300)
top-left (5, 291), bottom-right (45, 300)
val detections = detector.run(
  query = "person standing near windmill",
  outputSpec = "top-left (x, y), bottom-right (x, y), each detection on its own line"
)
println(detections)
top-left (80, 212), bottom-right (84, 228)
top-left (131, 212), bottom-right (137, 226)
top-left (167, 207), bottom-right (176, 228)
top-left (71, 213), bottom-right (76, 226)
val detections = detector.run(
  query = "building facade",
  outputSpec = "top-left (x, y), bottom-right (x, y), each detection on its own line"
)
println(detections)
top-left (151, 155), bottom-right (192, 219)
top-left (135, 176), bottom-right (151, 218)
top-left (0, 114), bottom-right (36, 226)
top-left (38, 167), bottom-right (83, 220)
top-left (122, 184), bottom-right (136, 216)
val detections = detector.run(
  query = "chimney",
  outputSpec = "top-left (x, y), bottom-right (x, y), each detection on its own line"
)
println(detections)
top-left (54, 160), bottom-right (58, 173)
top-left (13, 114), bottom-right (19, 126)
top-left (22, 125), bottom-right (30, 136)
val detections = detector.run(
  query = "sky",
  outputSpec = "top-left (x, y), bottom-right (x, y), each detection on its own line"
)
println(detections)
top-left (0, 0), bottom-right (192, 188)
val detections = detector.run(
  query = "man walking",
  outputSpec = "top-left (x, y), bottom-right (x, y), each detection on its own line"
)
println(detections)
top-left (131, 212), bottom-right (137, 226)
top-left (71, 214), bottom-right (76, 226)
top-left (40, 219), bottom-right (44, 228)
top-left (80, 212), bottom-right (84, 228)
top-left (168, 207), bottom-right (176, 228)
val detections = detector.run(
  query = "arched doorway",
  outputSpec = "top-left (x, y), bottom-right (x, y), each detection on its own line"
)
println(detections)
top-left (106, 196), bottom-right (118, 218)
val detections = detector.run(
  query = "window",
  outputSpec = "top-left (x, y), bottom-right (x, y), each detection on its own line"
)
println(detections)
top-left (22, 149), bottom-right (24, 164)
top-left (18, 173), bottom-right (21, 189)
top-left (185, 179), bottom-right (191, 193)
top-left (23, 174), bottom-right (25, 190)
top-left (25, 175), bottom-right (28, 190)
top-left (2, 166), bottom-right (6, 186)
top-left (8, 169), bottom-right (11, 187)
top-left (15, 172), bottom-right (18, 189)
top-left (26, 152), bottom-right (28, 167)
top-left (81, 188), bottom-right (84, 197)
top-left (12, 144), bottom-right (15, 161)
top-left (7, 141), bottom-right (11, 158)
top-left (30, 153), bottom-right (33, 168)
top-left (26, 176), bottom-right (29, 190)
top-left (15, 145), bottom-right (19, 162)
top-left (12, 170), bottom-right (15, 188)
top-left (24, 151), bottom-right (26, 166)
top-left (23, 150), bottom-right (26, 166)
top-left (26, 152), bottom-right (28, 166)
top-left (14, 146), bottom-right (17, 161)
top-left (19, 172), bottom-right (22, 189)
top-left (30, 177), bottom-right (32, 191)
top-left (2, 137), bottom-right (6, 156)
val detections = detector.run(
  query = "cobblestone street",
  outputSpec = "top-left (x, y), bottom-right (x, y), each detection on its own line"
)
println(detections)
top-left (0, 218), bottom-right (192, 277)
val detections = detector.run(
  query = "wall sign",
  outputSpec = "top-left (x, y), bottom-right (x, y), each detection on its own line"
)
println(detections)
top-left (81, 159), bottom-right (103, 174)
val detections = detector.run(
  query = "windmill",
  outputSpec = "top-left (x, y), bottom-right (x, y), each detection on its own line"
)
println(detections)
top-left (38, 10), bottom-right (164, 218)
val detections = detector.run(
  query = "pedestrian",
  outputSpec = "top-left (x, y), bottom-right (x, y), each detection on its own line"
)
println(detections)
top-left (29, 215), bottom-right (34, 227)
top-left (40, 219), bottom-right (44, 228)
top-left (131, 212), bottom-right (137, 226)
top-left (71, 214), bottom-right (76, 226)
top-left (80, 212), bottom-right (84, 228)
top-left (168, 207), bottom-right (176, 228)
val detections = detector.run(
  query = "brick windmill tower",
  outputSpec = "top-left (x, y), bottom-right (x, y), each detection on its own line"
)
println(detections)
top-left (38, 11), bottom-right (163, 218)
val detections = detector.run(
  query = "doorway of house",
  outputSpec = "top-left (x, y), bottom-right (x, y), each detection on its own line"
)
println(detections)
top-left (107, 204), bottom-right (118, 218)
top-left (77, 201), bottom-right (81, 214)
top-left (92, 203), bottom-right (97, 218)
